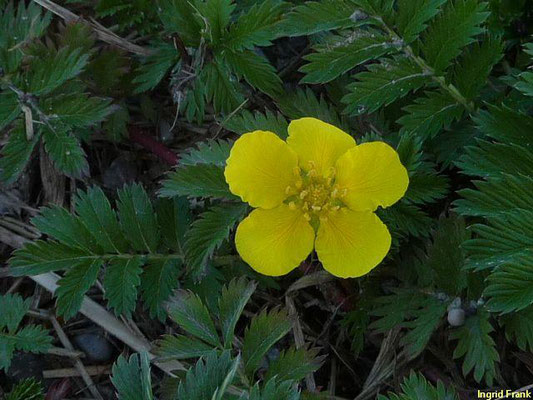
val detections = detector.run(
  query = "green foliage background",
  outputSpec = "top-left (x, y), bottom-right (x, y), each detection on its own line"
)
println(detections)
top-left (1, 0), bottom-right (533, 398)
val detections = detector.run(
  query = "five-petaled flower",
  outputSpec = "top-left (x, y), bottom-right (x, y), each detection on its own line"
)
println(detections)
top-left (224, 117), bottom-right (409, 278)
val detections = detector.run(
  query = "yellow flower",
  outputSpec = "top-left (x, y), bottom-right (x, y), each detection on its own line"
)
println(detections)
top-left (224, 117), bottom-right (409, 278)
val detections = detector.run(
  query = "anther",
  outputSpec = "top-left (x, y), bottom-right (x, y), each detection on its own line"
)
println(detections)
top-left (340, 188), bottom-right (348, 198)
top-left (307, 169), bottom-right (316, 177)
top-left (295, 180), bottom-right (303, 189)
top-left (331, 188), bottom-right (338, 198)
top-left (303, 213), bottom-right (311, 221)
top-left (285, 186), bottom-right (293, 195)
top-left (288, 201), bottom-right (296, 210)
top-left (299, 191), bottom-right (308, 199)
top-left (293, 166), bottom-right (301, 177)
top-left (331, 206), bottom-right (340, 211)
top-left (312, 206), bottom-right (322, 212)
top-left (302, 202), bottom-right (309, 211)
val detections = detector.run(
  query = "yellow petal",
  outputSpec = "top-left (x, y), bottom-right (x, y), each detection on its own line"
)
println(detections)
top-left (334, 142), bottom-right (409, 211)
top-left (225, 131), bottom-right (299, 209)
top-left (235, 205), bottom-right (315, 276)
top-left (287, 117), bottom-right (356, 177)
top-left (315, 209), bottom-right (391, 278)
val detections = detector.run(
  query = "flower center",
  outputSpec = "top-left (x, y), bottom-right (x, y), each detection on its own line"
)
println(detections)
top-left (284, 162), bottom-right (347, 223)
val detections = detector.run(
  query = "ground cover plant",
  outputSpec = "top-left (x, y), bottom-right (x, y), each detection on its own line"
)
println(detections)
top-left (1, 0), bottom-right (533, 398)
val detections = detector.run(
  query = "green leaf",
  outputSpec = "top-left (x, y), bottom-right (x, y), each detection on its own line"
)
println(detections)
top-left (404, 171), bottom-right (449, 205)
top-left (204, 62), bottom-right (244, 114)
top-left (133, 42), bottom-right (179, 93)
top-left (452, 36), bottom-right (504, 100)
top-left (300, 30), bottom-right (397, 83)
top-left (104, 257), bottom-right (144, 317)
top-left (343, 56), bottom-right (429, 115)
top-left (11, 325), bottom-right (53, 353)
top-left (377, 202), bottom-right (432, 238)
top-left (396, 0), bottom-right (447, 43)
top-left (277, 0), bottom-right (362, 37)
top-left (0, 294), bottom-right (30, 332)
top-left (225, 50), bottom-right (282, 97)
top-left (223, 109), bottom-right (288, 139)
top-left (184, 203), bottom-right (247, 276)
top-left (473, 105), bottom-right (533, 147)
top-left (117, 183), bottom-right (160, 253)
top-left (484, 252), bottom-right (533, 313)
top-left (225, 0), bottom-right (286, 50)
top-left (180, 139), bottom-right (232, 167)
top-left (55, 259), bottom-right (103, 319)
top-left (249, 377), bottom-right (300, 400)
top-left (218, 277), bottom-right (256, 348)
top-left (43, 93), bottom-right (114, 128)
top-left (0, 91), bottom-right (20, 131)
top-left (74, 186), bottom-right (129, 253)
top-left (155, 197), bottom-right (190, 253)
top-left (0, 124), bottom-right (40, 184)
top-left (42, 126), bottom-right (89, 178)
top-left (421, 0), bottom-right (490, 72)
top-left (155, 334), bottom-right (214, 361)
top-left (167, 290), bottom-right (221, 347)
top-left (5, 378), bottom-right (44, 400)
top-left (111, 352), bottom-right (153, 400)
top-left (0, 340), bottom-right (15, 371)
top-left (198, 0), bottom-right (235, 44)
top-left (158, 0), bottom-right (201, 45)
top-left (242, 309), bottom-right (292, 376)
top-left (9, 240), bottom-right (96, 276)
top-left (264, 347), bottom-right (322, 383)
top-left (501, 306), bottom-right (533, 352)
top-left (378, 372), bottom-right (459, 400)
top-left (450, 310), bottom-right (499, 385)
top-left (398, 90), bottom-right (464, 139)
top-left (32, 205), bottom-right (101, 253)
top-left (141, 258), bottom-right (182, 321)
top-left (159, 164), bottom-right (238, 200)
top-left (176, 351), bottom-right (235, 400)
top-left (27, 46), bottom-right (89, 95)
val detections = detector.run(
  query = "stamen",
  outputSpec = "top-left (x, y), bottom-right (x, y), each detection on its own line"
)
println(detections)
top-left (308, 160), bottom-right (316, 170)
top-left (293, 166), bottom-right (301, 177)
top-left (302, 202), bottom-right (309, 211)
top-left (327, 166), bottom-right (336, 177)
top-left (330, 205), bottom-right (340, 211)
top-left (340, 188), bottom-right (348, 198)
top-left (295, 180), bottom-right (303, 189)
top-left (307, 169), bottom-right (316, 177)
top-left (299, 190), bottom-right (308, 199)
top-left (331, 188), bottom-right (338, 198)
top-left (288, 201), bottom-right (296, 210)
top-left (303, 213), bottom-right (311, 221)
top-left (285, 186), bottom-right (293, 195)
top-left (312, 206), bottom-right (322, 212)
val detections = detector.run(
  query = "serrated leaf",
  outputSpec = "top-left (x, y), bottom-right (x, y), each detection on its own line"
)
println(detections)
top-left (11, 325), bottom-right (53, 352)
top-left (501, 306), bottom-right (533, 352)
top-left (42, 126), bottom-right (89, 178)
top-left (111, 352), bottom-right (153, 400)
top-left (204, 62), bottom-right (244, 114)
top-left (27, 46), bottom-right (89, 95)
top-left (450, 310), bottom-right (499, 385)
top-left (404, 171), bottom-right (449, 204)
top-left (223, 109), bottom-right (288, 139)
top-left (377, 202), bottom-right (432, 238)
top-left (421, 0), bottom-right (490, 72)
top-left (396, 0), bottom-right (447, 43)
top-left (104, 256), bottom-right (143, 317)
top-left (398, 90), bottom-right (464, 139)
top-left (277, 0), bottom-right (362, 37)
top-left (155, 197), bottom-right (190, 254)
top-left (218, 277), bottom-right (256, 348)
top-left (379, 372), bottom-right (459, 400)
top-left (0, 294), bottom-right (30, 332)
top-left (155, 334), bottom-right (214, 360)
top-left (473, 105), bottom-right (533, 147)
top-left (184, 203), bottom-right (247, 276)
top-left (225, 50), bottom-right (282, 97)
top-left (343, 57), bottom-right (429, 115)
top-left (74, 186), bottom-right (129, 253)
top-left (225, 0), bottom-right (286, 50)
top-left (159, 164), bottom-right (238, 200)
top-left (133, 42), bottom-right (179, 93)
top-left (300, 30), bottom-right (397, 83)
top-left (117, 183), bottom-right (160, 253)
top-left (167, 290), bottom-right (221, 347)
top-left (176, 351), bottom-right (235, 400)
top-left (198, 0), bottom-right (235, 44)
top-left (242, 309), bottom-right (292, 376)
top-left (453, 36), bottom-right (503, 99)
top-left (0, 124), bottom-right (40, 184)
top-left (43, 93), bottom-right (114, 128)
top-left (141, 258), bottom-right (182, 321)
top-left (0, 91), bottom-right (20, 131)
top-left (180, 139), bottom-right (232, 167)
top-left (55, 259), bottom-right (103, 319)
top-left (264, 347), bottom-right (322, 383)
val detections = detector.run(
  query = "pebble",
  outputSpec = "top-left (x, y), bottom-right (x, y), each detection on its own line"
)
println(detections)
top-left (72, 333), bottom-right (114, 363)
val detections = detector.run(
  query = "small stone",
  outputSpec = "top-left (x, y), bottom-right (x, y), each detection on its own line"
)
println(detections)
top-left (102, 154), bottom-right (137, 190)
top-left (73, 333), bottom-right (114, 363)
top-left (447, 308), bottom-right (465, 327)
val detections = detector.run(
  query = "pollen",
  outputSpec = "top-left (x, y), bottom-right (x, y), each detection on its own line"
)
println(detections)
top-left (286, 163), bottom-right (348, 221)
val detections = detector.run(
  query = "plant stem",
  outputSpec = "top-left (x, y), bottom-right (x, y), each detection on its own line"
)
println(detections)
top-left (128, 126), bottom-right (178, 165)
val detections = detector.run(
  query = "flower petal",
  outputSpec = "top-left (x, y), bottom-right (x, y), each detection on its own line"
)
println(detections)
top-left (287, 117), bottom-right (356, 177)
top-left (334, 142), bottom-right (409, 211)
top-left (225, 131), bottom-right (299, 209)
top-left (235, 205), bottom-right (315, 276)
top-left (315, 209), bottom-right (391, 278)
